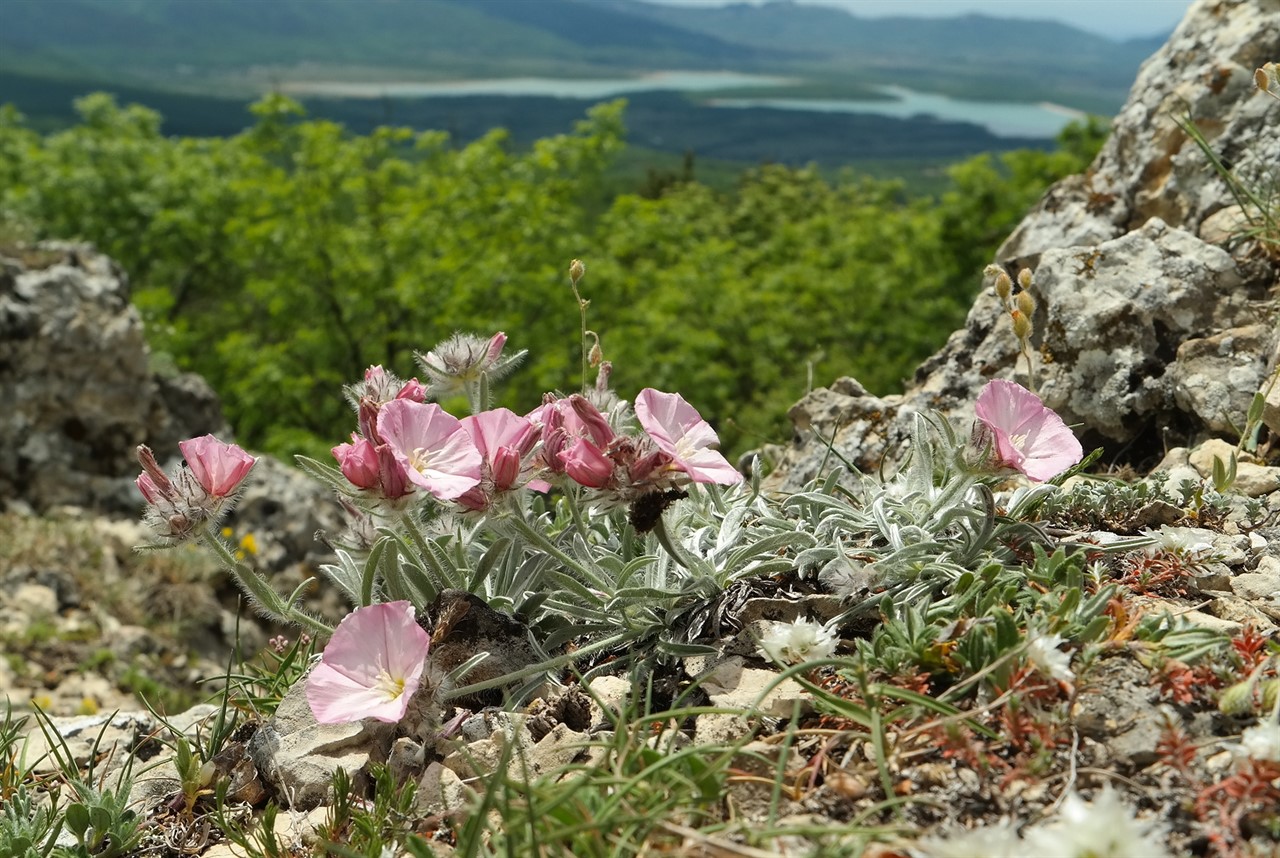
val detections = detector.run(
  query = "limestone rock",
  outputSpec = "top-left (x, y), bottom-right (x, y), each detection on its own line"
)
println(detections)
top-left (247, 673), bottom-right (395, 810)
top-left (1000, 0), bottom-right (1280, 259)
top-left (0, 243), bottom-right (229, 514)
top-left (1189, 438), bottom-right (1280, 497)
top-left (767, 0), bottom-right (1280, 490)
top-left (1073, 656), bottom-right (1165, 770)
top-left (690, 655), bottom-right (811, 719)
top-left (1231, 556), bottom-right (1280, 602)
top-left (1170, 325), bottom-right (1271, 436)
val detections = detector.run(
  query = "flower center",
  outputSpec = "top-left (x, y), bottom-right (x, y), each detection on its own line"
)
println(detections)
top-left (372, 668), bottom-right (407, 701)
top-left (409, 446), bottom-right (431, 474)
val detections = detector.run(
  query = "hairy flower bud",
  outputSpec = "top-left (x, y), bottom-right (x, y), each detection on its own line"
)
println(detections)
top-left (569, 258), bottom-right (586, 284)
top-left (396, 379), bottom-right (427, 402)
top-left (1017, 267), bottom-right (1033, 290)
top-left (136, 445), bottom-right (175, 500)
top-left (595, 360), bottom-right (613, 392)
top-left (1015, 289), bottom-right (1036, 318)
top-left (1010, 308), bottom-right (1033, 340)
top-left (994, 271), bottom-right (1013, 302)
top-left (569, 394), bottom-right (615, 447)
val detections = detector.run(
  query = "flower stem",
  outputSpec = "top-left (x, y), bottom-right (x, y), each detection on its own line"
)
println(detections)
top-left (199, 530), bottom-right (330, 636)
top-left (571, 280), bottom-right (589, 395)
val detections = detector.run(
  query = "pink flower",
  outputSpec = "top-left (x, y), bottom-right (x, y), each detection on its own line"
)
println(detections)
top-left (457, 408), bottom-right (541, 510)
top-left (560, 437), bottom-right (614, 488)
top-left (377, 399), bottom-right (482, 500)
top-left (634, 389), bottom-right (742, 485)
top-left (178, 435), bottom-right (257, 498)
top-left (974, 379), bottom-right (1083, 482)
top-left (332, 436), bottom-right (411, 499)
top-left (536, 395), bottom-right (615, 476)
top-left (306, 601), bottom-right (430, 724)
top-left (461, 407), bottom-right (538, 489)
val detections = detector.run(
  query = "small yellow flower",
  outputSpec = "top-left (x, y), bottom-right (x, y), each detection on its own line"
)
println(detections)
top-left (239, 533), bottom-right (258, 556)
top-left (221, 526), bottom-right (234, 539)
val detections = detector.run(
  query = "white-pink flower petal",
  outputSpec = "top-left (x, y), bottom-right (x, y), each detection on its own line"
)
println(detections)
top-left (306, 601), bottom-right (430, 725)
top-left (974, 380), bottom-right (1082, 482)
top-left (635, 388), bottom-right (742, 485)
top-left (377, 399), bottom-right (482, 500)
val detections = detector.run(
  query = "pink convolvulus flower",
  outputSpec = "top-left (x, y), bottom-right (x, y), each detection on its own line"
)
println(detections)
top-left (457, 408), bottom-right (540, 510)
top-left (377, 399), bottom-right (482, 500)
top-left (332, 436), bottom-right (412, 500)
top-left (306, 601), bottom-right (430, 724)
top-left (634, 389), bottom-right (742, 485)
top-left (136, 439), bottom-right (254, 541)
top-left (178, 435), bottom-right (257, 498)
top-left (973, 379), bottom-right (1083, 482)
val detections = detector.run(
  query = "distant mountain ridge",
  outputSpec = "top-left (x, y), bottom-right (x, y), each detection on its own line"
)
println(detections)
top-left (0, 0), bottom-right (1162, 111)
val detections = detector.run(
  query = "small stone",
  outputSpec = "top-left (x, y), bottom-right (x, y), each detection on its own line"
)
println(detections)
top-left (8, 583), bottom-right (58, 618)
top-left (1178, 609), bottom-right (1243, 636)
top-left (416, 761), bottom-right (471, 817)
top-left (1230, 570), bottom-right (1280, 602)
top-left (693, 655), bottom-right (812, 718)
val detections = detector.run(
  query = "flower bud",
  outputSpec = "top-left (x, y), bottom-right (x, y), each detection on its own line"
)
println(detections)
top-left (396, 379), bottom-right (427, 403)
top-left (135, 473), bottom-right (163, 504)
top-left (560, 438), bottom-right (613, 489)
top-left (994, 271), bottom-right (1013, 302)
top-left (569, 258), bottom-right (586, 284)
top-left (1017, 268), bottom-right (1033, 290)
top-left (1010, 309), bottom-right (1033, 340)
top-left (569, 394), bottom-right (615, 447)
top-left (334, 437), bottom-right (381, 490)
top-left (983, 264), bottom-right (1004, 280)
top-left (1016, 290), bottom-right (1036, 318)
top-left (485, 332), bottom-right (507, 365)
top-left (1218, 677), bottom-right (1256, 716)
top-left (491, 446), bottom-right (523, 491)
top-left (136, 445), bottom-right (175, 500)
top-left (595, 360), bottom-right (613, 392)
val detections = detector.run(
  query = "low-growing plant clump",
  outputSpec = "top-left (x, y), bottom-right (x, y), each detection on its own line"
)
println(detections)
top-left (6, 252), bottom-right (1280, 858)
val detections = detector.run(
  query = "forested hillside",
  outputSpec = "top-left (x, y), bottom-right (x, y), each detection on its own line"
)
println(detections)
top-left (0, 94), bottom-right (1103, 460)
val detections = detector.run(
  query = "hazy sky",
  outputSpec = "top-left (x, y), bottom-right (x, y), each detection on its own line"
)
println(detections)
top-left (646, 0), bottom-right (1195, 39)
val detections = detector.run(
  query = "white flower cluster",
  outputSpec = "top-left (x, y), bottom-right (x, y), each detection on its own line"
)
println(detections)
top-left (1025, 629), bottom-right (1075, 684)
top-left (916, 787), bottom-right (1170, 858)
top-left (1238, 721), bottom-right (1280, 763)
top-left (1143, 525), bottom-right (1216, 558)
top-left (757, 618), bottom-right (839, 665)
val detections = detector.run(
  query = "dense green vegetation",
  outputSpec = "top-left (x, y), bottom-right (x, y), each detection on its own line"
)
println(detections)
top-left (0, 93), bottom-right (1103, 460)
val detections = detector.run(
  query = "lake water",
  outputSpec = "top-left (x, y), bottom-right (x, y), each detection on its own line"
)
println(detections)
top-left (282, 75), bottom-right (1086, 139)
top-left (281, 71), bottom-right (791, 100)
top-left (712, 85), bottom-right (1087, 139)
